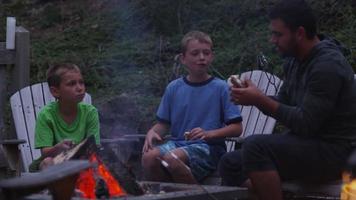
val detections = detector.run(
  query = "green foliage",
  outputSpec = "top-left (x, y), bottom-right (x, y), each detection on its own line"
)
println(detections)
top-left (1, 0), bottom-right (355, 130)
top-left (136, 0), bottom-right (287, 88)
top-left (38, 4), bottom-right (62, 28)
top-left (137, 0), bottom-right (355, 86)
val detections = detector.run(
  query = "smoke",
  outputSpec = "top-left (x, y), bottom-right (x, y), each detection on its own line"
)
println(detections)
top-left (98, 93), bottom-right (147, 180)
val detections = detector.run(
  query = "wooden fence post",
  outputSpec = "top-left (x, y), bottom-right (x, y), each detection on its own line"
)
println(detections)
top-left (0, 64), bottom-right (7, 138)
top-left (9, 26), bottom-right (30, 95)
top-left (0, 26), bottom-right (30, 172)
top-left (0, 26), bottom-right (30, 139)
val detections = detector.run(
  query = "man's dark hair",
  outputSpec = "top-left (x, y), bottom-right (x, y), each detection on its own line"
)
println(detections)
top-left (269, 0), bottom-right (317, 39)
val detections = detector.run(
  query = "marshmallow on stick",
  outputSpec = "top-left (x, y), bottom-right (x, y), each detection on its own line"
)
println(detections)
top-left (184, 131), bottom-right (191, 140)
top-left (227, 75), bottom-right (243, 87)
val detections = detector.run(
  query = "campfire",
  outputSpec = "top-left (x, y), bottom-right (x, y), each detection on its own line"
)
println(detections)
top-left (75, 153), bottom-right (126, 199)
top-left (52, 135), bottom-right (144, 199)
top-left (50, 136), bottom-right (250, 200)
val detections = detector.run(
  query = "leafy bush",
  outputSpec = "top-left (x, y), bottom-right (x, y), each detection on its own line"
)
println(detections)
top-left (0, 0), bottom-right (355, 132)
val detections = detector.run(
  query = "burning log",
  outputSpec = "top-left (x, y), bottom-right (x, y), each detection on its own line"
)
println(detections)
top-left (52, 135), bottom-right (144, 198)
top-left (75, 153), bottom-right (127, 198)
top-left (97, 145), bottom-right (145, 195)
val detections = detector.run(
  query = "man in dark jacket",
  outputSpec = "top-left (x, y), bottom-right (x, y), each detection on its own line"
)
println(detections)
top-left (219, 0), bottom-right (356, 200)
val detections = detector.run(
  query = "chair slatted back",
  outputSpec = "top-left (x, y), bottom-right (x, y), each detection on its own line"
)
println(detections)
top-left (226, 70), bottom-right (283, 151)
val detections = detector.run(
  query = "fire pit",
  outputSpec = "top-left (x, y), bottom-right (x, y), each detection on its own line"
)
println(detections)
top-left (135, 181), bottom-right (250, 200)
top-left (24, 181), bottom-right (250, 200)
top-left (1, 136), bottom-right (252, 200)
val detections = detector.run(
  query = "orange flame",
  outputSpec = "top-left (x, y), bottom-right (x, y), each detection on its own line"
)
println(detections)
top-left (76, 153), bottom-right (127, 199)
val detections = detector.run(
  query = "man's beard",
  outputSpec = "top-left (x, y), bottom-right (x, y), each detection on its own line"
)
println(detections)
top-left (278, 38), bottom-right (298, 58)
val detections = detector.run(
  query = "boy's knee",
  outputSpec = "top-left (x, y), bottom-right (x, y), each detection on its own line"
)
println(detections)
top-left (162, 154), bottom-right (179, 170)
top-left (141, 149), bottom-right (160, 168)
top-left (162, 154), bottom-right (189, 176)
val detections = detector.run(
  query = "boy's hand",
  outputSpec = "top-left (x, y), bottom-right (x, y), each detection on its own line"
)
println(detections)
top-left (42, 139), bottom-right (74, 158)
top-left (187, 127), bottom-right (207, 140)
top-left (53, 139), bottom-right (73, 154)
top-left (143, 129), bottom-right (163, 153)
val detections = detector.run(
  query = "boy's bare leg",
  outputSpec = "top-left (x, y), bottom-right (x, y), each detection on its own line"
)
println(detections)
top-left (249, 170), bottom-right (283, 200)
top-left (162, 148), bottom-right (198, 184)
top-left (141, 148), bottom-right (172, 182)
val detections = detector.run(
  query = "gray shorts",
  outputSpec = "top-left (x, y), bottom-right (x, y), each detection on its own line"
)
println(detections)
top-left (157, 140), bottom-right (217, 181)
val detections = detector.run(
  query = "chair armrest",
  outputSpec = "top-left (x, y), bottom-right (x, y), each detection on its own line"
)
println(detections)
top-left (0, 139), bottom-right (27, 173)
top-left (0, 139), bottom-right (26, 145)
top-left (0, 160), bottom-right (93, 199)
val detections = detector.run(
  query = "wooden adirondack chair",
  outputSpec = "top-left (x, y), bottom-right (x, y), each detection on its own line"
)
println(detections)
top-left (225, 70), bottom-right (283, 151)
top-left (10, 82), bottom-right (92, 172)
top-left (202, 70), bottom-right (282, 185)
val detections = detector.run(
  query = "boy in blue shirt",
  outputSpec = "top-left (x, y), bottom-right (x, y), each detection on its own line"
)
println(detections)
top-left (142, 31), bottom-right (243, 183)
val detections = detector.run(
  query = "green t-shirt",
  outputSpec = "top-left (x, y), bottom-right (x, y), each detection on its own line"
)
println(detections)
top-left (35, 101), bottom-right (100, 148)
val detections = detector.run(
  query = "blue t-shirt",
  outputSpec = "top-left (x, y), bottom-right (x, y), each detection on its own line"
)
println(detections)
top-left (156, 76), bottom-right (242, 146)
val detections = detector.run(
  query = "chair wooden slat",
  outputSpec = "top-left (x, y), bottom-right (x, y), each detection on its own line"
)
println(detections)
top-left (19, 86), bottom-right (40, 167)
top-left (31, 83), bottom-right (45, 118)
top-left (254, 72), bottom-right (283, 135)
top-left (83, 93), bottom-right (92, 104)
top-left (261, 79), bottom-right (283, 134)
top-left (225, 70), bottom-right (282, 152)
top-left (42, 82), bottom-right (55, 105)
top-left (10, 92), bottom-right (33, 172)
top-left (242, 71), bottom-right (267, 138)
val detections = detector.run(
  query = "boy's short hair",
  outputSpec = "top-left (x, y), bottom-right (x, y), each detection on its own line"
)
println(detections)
top-left (181, 31), bottom-right (213, 54)
top-left (269, 0), bottom-right (317, 39)
top-left (46, 63), bottom-right (81, 87)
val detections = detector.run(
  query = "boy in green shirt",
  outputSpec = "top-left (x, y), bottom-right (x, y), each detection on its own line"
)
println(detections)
top-left (29, 63), bottom-right (100, 172)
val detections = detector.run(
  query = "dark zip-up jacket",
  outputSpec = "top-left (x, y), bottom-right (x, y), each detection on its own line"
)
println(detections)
top-left (273, 36), bottom-right (356, 141)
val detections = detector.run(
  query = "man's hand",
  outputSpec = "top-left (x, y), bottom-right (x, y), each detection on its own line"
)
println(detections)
top-left (230, 79), bottom-right (265, 106)
top-left (142, 129), bottom-right (163, 153)
top-left (231, 79), bottom-right (280, 115)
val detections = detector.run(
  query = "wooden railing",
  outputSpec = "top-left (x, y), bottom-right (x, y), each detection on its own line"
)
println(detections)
top-left (0, 26), bottom-right (30, 138)
top-left (0, 26), bottom-right (30, 172)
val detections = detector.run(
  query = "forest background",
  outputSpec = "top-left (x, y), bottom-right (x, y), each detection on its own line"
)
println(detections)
top-left (0, 0), bottom-right (355, 137)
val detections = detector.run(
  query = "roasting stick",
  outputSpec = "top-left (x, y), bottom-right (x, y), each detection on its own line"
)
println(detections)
top-left (156, 157), bottom-right (169, 168)
top-left (169, 152), bottom-right (191, 171)
top-left (169, 152), bottom-right (218, 200)
top-left (156, 153), bottom-right (218, 200)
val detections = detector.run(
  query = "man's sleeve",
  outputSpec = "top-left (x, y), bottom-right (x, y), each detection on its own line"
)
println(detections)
top-left (274, 62), bottom-right (343, 136)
